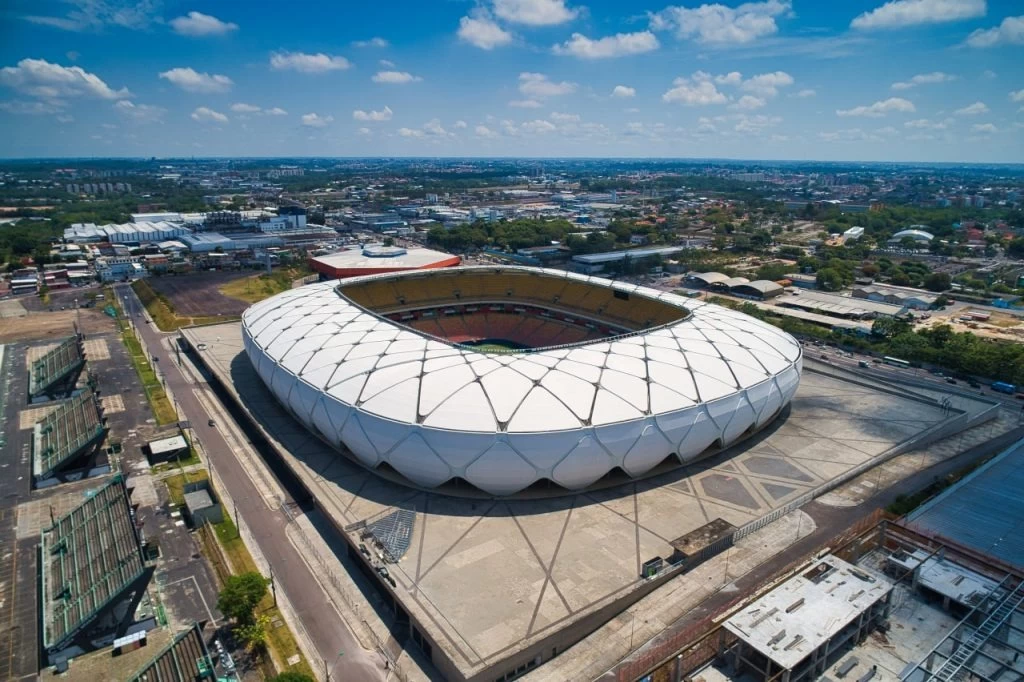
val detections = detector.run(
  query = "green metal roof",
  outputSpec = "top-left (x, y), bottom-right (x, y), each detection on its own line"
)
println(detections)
top-left (28, 336), bottom-right (85, 397)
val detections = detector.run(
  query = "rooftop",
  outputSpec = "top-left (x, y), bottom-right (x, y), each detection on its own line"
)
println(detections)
top-left (32, 389), bottom-right (106, 481)
top-left (40, 475), bottom-right (147, 652)
top-left (907, 437), bottom-right (1024, 570)
top-left (776, 289), bottom-right (904, 318)
top-left (148, 434), bottom-right (188, 456)
top-left (571, 246), bottom-right (684, 264)
top-left (29, 336), bottom-right (86, 398)
top-left (724, 554), bottom-right (893, 671)
top-left (127, 623), bottom-right (215, 682)
top-left (311, 245), bottom-right (459, 271)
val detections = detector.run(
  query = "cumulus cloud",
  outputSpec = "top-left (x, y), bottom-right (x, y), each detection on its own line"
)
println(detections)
top-left (612, 85), bottom-right (636, 98)
top-left (0, 58), bottom-right (130, 100)
top-left (270, 51), bottom-right (350, 73)
top-left (114, 99), bottom-right (165, 122)
top-left (650, 0), bottom-right (791, 45)
top-left (475, 125), bottom-right (499, 138)
top-left (0, 100), bottom-right (64, 115)
top-left (518, 72), bottom-right (577, 97)
top-left (301, 113), bottom-right (333, 128)
top-left (971, 122), bottom-right (997, 134)
top-left (509, 99), bottom-right (543, 108)
top-left (454, 120), bottom-right (468, 129)
top-left (1010, 89), bottom-right (1024, 102)
top-left (170, 11), bottom-right (238, 37)
top-left (965, 16), bottom-right (1024, 48)
top-left (230, 102), bottom-right (261, 113)
top-left (352, 106), bottom-right (393, 121)
top-left (493, 0), bottom-right (578, 26)
top-left (851, 0), bottom-right (985, 30)
top-left (550, 111), bottom-right (580, 122)
top-left (399, 118), bottom-right (452, 138)
top-left (521, 119), bottom-right (558, 134)
top-left (904, 118), bottom-right (949, 129)
top-left (372, 71), bottom-right (422, 84)
top-left (891, 72), bottom-right (956, 90)
top-left (730, 95), bottom-right (766, 110)
top-left (353, 37), bottom-right (389, 48)
top-left (159, 67), bottom-right (233, 93)
top-left (663, 75), bottom-right (728, 106)
top-left (457, 12), bottom-right (513, 50)
top-left (740, 71), bottom-right (794, 97)
top-left (954, 101), bottom-right (989, 115)
top-left (191, 106), bottom-right (228, 124)
top-left (836, 97), bottom-right (915, 117)
top-left (553, 31), bottom-right (659, 58)
top-left (265, 107), bottom-right (287, 116)
top-left (795, 89), bottom-right (816, 98)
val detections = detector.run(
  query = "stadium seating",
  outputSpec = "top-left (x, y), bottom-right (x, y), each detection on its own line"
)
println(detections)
top-left (33, 389), bottom-right (106, 482)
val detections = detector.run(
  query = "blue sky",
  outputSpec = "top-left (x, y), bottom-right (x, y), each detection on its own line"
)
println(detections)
top-left (0, 0), bottom-right (1022, 161)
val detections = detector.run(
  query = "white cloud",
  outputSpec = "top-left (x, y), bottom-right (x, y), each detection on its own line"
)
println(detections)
top-left (379, 59), bottom-right (396, 68)
top-left (518, 72), bottom-right (577, 98)
top-left (457, 12), bottom-right (514, 50)
top-left (851, 0), bottom-right (985, 30)
top-left (715, 71), bottom-right (742, 85)
top-left (734, 114), bottom-right (782, 134)
top-left (550, 111), bottom-right (580, 122)
top-left (493, 0), bottom-right (578, 26)
top-left (0, 100), bottom-right (64, 115)
top-left (730, 95), bottom-right (766, 110)
top-left (475, 125), bottom-right (498, 138)
top-left (191, 106), bottom-right (228, 124)
top-left (357, 127), bottom-right (371, 135)
top-left (24, 0), bottom-right (160, 32)
top-left (269, 51), bottom-right (350, 73)
top-left (301, 113), bottom-right (333, 128)
top-left (114, 99), bottom-right (165, 122)
top-left (663, 76), bottom-right (728, 106)
top-left (1009, 89), bottom-right (1024, 102)
top-left (0, 58), bottom-right (130, 99)
top-left (650, 0), bottom-right (791, 45)
top-left (740, 71), bottom-right (794, 97)
top-left (230, 102), bottom-right (262, 113)
top-left (56, 114), bottom-right (74, 122)
top-left (159, 67), bottom-right (233, 93)
top-left (553, 31), bottom-right (659, 59)
top-left (170, 11), bottom-right (238, 37)
top-left (904, 118), bottom-right (948, 129)
top-left (521, 119), bottom-right (558, 134)
top-left (353, 37), bottom-right (389, 48)
top-left (372, 71), bottom-right (422, 84)
top-left (454, 120), bottom-right (467, 129)
top-left (971, 122), bottom-right (997, 134)
top-left (398, 127), bottom-right (422, 138)
top-left (265, 107), bottom-right (287, 116)
top-left (795, 88), bottom-right (816, 98)
top-left (965, 16), bottom-right (1024, 48)
top-left (891, 72), bottom-right (956, 90)
top-left (398, 118), bottom-right (452, 139)
top-left (352, 106), bottom-right (393, 121)
top-left (836, 97), bottom-right (915, 117)
top-left (954, 101), bottom-right (989, 115)
top-left (612, 85), bottom-right (636, 98)
top-left (509, 99), bottom-right (543, 108)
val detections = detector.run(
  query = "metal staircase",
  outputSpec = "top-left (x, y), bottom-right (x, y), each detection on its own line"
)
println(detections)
top-left (928, 579), bottom-right (1024, 681)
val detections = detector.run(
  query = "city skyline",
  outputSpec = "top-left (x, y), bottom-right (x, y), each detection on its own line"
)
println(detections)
top-left (1, 0), bottom-right (1022, 161)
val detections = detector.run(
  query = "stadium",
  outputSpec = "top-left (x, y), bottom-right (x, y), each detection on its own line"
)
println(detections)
top-left (241, 266), bottom-right (803, 496)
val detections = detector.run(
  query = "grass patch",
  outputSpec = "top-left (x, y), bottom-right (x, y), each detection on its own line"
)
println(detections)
top-left (219, 267), bottom-right (311, 305)
top-left (105, 287), bottom-right (179, 425)
top-left (163, 468), bottom-right (210, 506)
top-left (131, 279), bottom-right (225, 331)
top-left (205, 514), bottom-right (314, 679)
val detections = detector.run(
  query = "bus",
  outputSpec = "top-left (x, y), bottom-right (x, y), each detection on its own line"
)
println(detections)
top-left (992, 381), bottom-right (1017, 395)
top-left (883, 356), bottom-right (910, 369)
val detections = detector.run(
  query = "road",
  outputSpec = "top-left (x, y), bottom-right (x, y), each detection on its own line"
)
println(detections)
top-left (113, 284), bottom-right (387, 682)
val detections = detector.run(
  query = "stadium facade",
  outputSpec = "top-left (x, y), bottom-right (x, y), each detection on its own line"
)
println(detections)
top-left (242, 266), bottom-right (802, 496)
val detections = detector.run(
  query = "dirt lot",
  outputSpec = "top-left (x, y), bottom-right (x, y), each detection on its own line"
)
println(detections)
top-left (147, 271), bottom-right (253, 316)
top-left (920, 307), bottom-right (1024, 341)
top-left (0, 308), bottom-right (116, 343)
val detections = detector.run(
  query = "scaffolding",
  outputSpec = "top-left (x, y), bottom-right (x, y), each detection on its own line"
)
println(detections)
top-left (902, 577), bottom-right (1024, 682)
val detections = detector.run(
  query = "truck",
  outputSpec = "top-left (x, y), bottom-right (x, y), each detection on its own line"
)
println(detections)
top-left (991, 381), bottom-right (1017, 395)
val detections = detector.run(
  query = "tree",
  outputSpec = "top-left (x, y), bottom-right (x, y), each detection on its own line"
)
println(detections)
top-left (236, 613), bottom-right (271, 651)
top-left (923, 272), bottom-right (951, 292)
top-left (383, 237), bottom-right (395, 247)
top-left (871, 316), bottom-right (912, 339)
top-left (217, 572), bottom-right (269, 625)
top-left (933, 294), bottom-right (950, 308)
top-left (1007, 238), bottom-right (1024, 259)
top-left (816, 268), bottom-right (844, 291)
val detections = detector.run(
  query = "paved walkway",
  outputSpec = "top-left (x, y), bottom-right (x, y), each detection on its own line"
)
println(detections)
top-left (114, 285), bottom-right (388, 682)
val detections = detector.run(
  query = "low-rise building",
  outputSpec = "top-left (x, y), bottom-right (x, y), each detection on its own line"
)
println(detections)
top-left (852, 284), bottom-right (937, 310)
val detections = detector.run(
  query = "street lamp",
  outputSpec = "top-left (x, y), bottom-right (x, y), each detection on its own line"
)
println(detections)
top-left (325, 651), bottom-right (344, 681)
